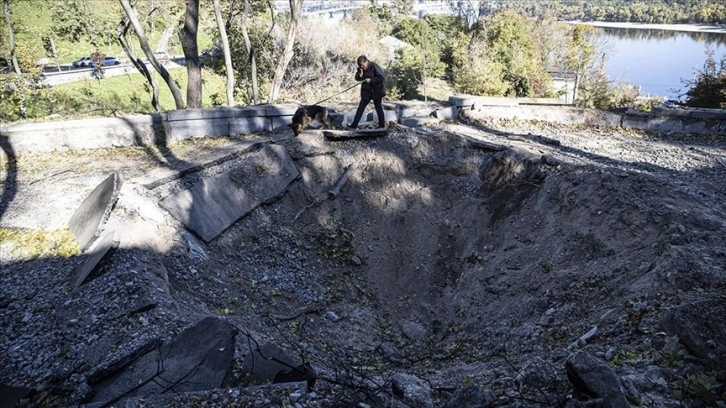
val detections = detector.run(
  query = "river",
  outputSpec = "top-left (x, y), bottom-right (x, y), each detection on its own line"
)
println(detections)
top-left (583, 23), bottom-right (726, 100)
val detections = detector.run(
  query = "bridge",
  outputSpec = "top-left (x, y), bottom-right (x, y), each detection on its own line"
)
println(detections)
top-left (274, 0), bottom-right (481, 20)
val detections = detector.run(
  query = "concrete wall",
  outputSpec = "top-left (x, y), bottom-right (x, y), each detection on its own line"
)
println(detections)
top-left (2, 96), bottom-right (724, 156)
top-left (450, 95), bottom-right (726, 136)
top-left (0, 105), bottom-right (299, 154)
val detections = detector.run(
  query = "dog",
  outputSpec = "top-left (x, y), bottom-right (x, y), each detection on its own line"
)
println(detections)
top-left (288, 105), bottom-right (332, 136)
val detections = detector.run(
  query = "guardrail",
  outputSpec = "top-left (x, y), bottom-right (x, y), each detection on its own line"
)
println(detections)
top-left (41, 58), bottom-right (185, 86)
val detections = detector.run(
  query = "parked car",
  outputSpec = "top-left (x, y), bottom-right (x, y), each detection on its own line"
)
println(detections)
top-left (153, 51), bottom-right (169, 62)
top-left (90, 56), bottom-right (121, 67)
top-left (72, 56), bottom-right (93, 67)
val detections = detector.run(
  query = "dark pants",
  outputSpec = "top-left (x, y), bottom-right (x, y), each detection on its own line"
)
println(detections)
top-left (350, 94), bottom-right (385, 128)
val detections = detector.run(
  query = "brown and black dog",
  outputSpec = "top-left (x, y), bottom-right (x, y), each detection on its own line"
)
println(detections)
top-left (288, 105), bottom-right (332, 136)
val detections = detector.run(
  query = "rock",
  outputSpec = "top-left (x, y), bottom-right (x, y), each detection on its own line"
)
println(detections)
top-left (443, 385), bottom-right (496, 408)
top-left (391, 373), bottom-right (433, 408)
top-left (515, 357), bottom-right (563, 390)
top-left (324, 311), bottom-right (340, 322)
top-left (376, 342), bottom-right (403, 363)
top-left (661, 297), bottom-right (726, 370)
top-left (401, 321), bottom-right (428, 342)
top-left (351, 255), bottom-right (362, 266)
top-left (565, 351), bottom-right (630, 408)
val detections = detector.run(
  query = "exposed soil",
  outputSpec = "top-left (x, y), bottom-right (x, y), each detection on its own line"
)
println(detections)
top-left (1, 111), bottom-right (725, 407)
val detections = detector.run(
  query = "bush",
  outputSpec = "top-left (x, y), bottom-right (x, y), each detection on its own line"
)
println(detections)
top-left (683, 51), bottom-right (726, 109)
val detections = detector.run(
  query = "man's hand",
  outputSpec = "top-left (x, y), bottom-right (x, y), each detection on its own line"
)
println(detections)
top-left (364, 78), bottom-right (371, 83)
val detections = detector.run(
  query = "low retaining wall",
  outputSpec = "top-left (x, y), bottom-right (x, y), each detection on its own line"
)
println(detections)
top-left (2, 96), bottom-right (724, 156)
top-left (450, 95), bottom-right (726, 136)
top-left (0, 105), bottom-right (302, 154)
top-left (0, 103), bottom-right (438, 155)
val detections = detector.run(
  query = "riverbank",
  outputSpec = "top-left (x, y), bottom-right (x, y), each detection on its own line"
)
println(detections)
top-left (568, 21), bottom-right (726, 34)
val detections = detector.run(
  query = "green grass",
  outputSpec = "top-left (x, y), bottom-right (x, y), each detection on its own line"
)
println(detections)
top-left (6, 0), bottom-right (215, 65)
top-left (48, 67), bottom-right (232, 118)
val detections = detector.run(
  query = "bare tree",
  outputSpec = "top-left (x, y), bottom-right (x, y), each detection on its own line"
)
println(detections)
top-left (213, 0), bottom-right (234, 106)
top-left (119, 0), bottom-right (185, 109)
top-left (3, 0), bottom-right (20, 74)
top-left (237, 0), bottom-right (260, 104)
top-left (118, 16), bottom-right (161, 111)
top-left (268, 0), bottom-right (303, 103)
top-left (180, 0), bottom-right (201, 108)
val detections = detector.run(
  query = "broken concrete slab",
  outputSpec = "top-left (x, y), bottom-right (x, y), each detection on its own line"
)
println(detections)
top-left (323, 128), bottom-right (387, 141)
top-left (71, 231), bottom-right (119, 292)
top-left (364, 110), bottom-right (399, 124)
top-left (138, 139), bottom-right (269, 190)
top-left (67, 173), bottom-right (121, 251)
top-left (241, 342), bottom-right (316, 388)
top-left (433, 106), bottom-right (460, 121)
top-left (401, 116), bottom-right (441, 127)
top-left (90, 317), bottom-right (236, 404)
top-left (159, 144), bottom-right (299, 242)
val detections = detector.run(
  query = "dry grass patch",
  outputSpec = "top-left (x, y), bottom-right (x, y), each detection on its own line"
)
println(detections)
top-left (0, 228), bottom-right (80, 260)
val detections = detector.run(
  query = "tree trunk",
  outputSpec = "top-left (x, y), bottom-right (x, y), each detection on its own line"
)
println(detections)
top-left (48, 37), bottom-right (61, 72)
top-left (213, 0), bottom-right (234, 106)
top-left (3, 0), bottom-right (21, 74)
top-left (239, 0), bottom-right (259, 104)
top-left (119, 0), bottom-right (185, 109)
top-left (180, 0), bottom-right (201, 109)
top-left (118, 18), bottom-right (161, 112)
top-left (267, 0), bottom-right (303, 104)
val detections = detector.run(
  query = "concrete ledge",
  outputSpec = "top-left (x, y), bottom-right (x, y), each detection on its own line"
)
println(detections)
top-left (463, 102), bottom-right (726, 136)
top-left (3, 97), bottom-right (724, 156)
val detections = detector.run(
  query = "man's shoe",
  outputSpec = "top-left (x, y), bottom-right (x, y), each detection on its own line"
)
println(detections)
top-left (346, 125), bottom-right (357, 130)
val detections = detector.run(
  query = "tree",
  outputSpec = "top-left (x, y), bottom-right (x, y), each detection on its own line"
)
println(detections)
top-left (118, 15), bottom-right (161, 111)
top-left (236, 0), bottom-right (260, 104)
top-left (180, 0), bottom-right (201, 109)
top-left (684, 50), bottom-right (726, 109)
top-left (450, 32), bottom-right (507, 96)
top-left (481, 9), bottom-right (551, 97)
top-left (119, 0), bottom-right (185, 109)
top-left (446, 0), bottom-right (483, 28)
top-left (268, 0), bottom-right (303, 104)
top-left (213, 0), bottom-right (234, 106)
top-left (391, 0), bottom-right (413, 19)
top-left (389, 19), bottom-right (445, 100)
top-left (558, 24), bottom-right (599, 104)
top-left (3, 0), bottom-right (20, 74)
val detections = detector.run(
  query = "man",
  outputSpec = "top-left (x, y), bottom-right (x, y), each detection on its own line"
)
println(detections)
top-left (348, 55), bottom-right (387, 129)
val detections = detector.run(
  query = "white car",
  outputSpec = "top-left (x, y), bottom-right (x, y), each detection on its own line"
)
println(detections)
top-left (153, 51), bottom-right (170, 62)
top-left (72, 57), bottom-right (93, 67)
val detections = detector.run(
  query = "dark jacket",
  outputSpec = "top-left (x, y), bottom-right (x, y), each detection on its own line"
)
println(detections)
top-left (355, 61), bottom-right (386, 99)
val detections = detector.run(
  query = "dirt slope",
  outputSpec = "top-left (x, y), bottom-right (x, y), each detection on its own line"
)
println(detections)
top-left (1, 114), bottom-right (725, 407)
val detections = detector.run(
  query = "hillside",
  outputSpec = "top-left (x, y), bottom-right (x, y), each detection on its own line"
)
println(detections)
top-left (1, 109), bottom-right (725, 407)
